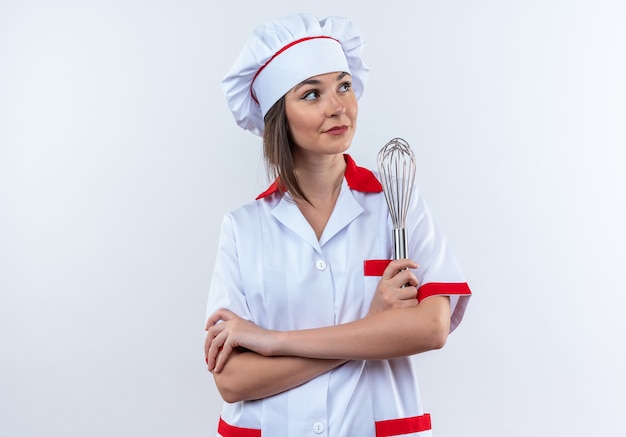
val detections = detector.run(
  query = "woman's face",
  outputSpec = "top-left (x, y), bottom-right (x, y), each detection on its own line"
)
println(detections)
top-left (284, 71), bottom-right (358, 160)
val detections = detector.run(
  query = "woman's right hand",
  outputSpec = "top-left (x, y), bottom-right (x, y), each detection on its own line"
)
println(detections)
top-left (367, 259), bottom-right (420, 316)
top-left (205, 308), bottom-right (280, 373)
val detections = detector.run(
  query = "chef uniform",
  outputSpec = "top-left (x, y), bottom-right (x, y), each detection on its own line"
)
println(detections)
top-left (207, 13), bottom-right (471, 437)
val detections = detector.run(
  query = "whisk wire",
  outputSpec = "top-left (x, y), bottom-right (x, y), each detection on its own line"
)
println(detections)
top-left (377, 138), bottom-right (416, 260)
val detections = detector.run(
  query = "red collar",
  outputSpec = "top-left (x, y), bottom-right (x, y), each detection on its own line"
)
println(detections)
top-left (256, 154), bottom-right (383, 200)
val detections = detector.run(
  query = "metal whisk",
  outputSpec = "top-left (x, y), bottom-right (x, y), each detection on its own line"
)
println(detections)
top-left (377, 138), bottom-right (417, 260)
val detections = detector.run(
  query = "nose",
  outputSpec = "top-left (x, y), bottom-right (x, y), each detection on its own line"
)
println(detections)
top-left (325, 93), bottom-right (346, 117)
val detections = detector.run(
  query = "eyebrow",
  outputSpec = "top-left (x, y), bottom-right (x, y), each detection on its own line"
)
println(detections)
top-left (293, 72), bottom-right (350, 92)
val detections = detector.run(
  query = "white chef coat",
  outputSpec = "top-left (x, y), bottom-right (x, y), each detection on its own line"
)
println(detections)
top-left (206, 154), bottom-right (471, 437)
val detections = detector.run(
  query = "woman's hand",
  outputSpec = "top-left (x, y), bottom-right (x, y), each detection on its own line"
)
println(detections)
top-left (204, 308), bottom-right (279, 373)
top-left (367, 259), bottom-right (420, 317)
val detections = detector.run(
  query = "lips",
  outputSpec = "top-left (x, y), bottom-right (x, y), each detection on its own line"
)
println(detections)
top-left (324, 125), bottom-right (349, 135)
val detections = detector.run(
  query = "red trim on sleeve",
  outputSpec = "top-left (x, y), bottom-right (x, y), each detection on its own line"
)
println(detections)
top-left (375, 414), bottom-right (432, 437)
top-left (218, 417), bottom-right (261, 437)
top-left (256, 154), bottom-right (382, 200)
top-left (364, 259), bottom-right (392, 276)
top-left (417, 282), bottom-right (472, 302)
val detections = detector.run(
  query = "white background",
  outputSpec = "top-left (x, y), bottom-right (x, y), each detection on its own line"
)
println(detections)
top-left (1, 1), bottom-right (625, 436)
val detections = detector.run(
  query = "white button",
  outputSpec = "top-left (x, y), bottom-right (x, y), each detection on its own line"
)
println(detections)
top-left (315, 260), bottom-right (327, 271)
top-left (313, 421), bottom-right (325, 434)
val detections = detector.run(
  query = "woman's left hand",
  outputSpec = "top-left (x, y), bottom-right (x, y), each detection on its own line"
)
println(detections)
top-left (204, 308), bottom-right (279, 373)
top-left (367, 259), bottom-right (419, 317)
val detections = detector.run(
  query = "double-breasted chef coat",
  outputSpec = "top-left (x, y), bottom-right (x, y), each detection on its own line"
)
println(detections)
top-left (206, 154), bottom-right (471, 437)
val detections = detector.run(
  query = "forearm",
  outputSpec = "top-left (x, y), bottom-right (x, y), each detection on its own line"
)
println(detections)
top-left (274, 296), bottom-right (450, 360)
top-left (206, 296), bottom-right (450, 375)
top-left (212, 349), bottom-right (347, 403)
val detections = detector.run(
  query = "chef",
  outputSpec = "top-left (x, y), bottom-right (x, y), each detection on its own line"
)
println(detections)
top-left (204, 13), bottom-right (471, 437)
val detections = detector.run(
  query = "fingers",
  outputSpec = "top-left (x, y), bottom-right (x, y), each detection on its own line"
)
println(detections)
top-left (206, 322), bottom-right (230, 372)
top-left (368, 259), bottom-right (420, 315)
top-left (204, 332), bottom-right (211, 358)
top-left (213, 340), bottom-right (232, 373)
top-left (380, 284), bottom-right (419, 307)
top-left (204, 323), bottom-right (221, 370)
top-left (383, 258), bottom-right (420, 289)
top-left (208, 330), bottom-right (230, 372)
top-left (205, 307), bottom-right (237, 330)
top-left (396, 269), bottom-right (419, 288)
top-left (204, 309), bottom-right (246, 372)
top-left (204, 315), bottom-right (229, 370)
top-left (382, 258), bottom-right (419, 279)
top-left (392, 285), bottom-right (419, 301)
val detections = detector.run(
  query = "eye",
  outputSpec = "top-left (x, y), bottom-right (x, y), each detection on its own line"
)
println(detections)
top-left (339, 82), bottom-right (352, 93)
top-left (302, 89), bottom-right (319, 101)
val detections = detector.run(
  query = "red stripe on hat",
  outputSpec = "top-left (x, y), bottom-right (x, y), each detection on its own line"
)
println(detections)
top-left (250, 35), bottom-right (340, 104)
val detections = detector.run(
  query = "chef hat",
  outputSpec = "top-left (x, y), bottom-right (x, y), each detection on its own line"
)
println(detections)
top-left (221, 13), bottom-right (369, 136)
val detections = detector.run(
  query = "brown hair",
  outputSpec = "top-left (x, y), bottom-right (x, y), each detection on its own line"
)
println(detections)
top-left (262, 97), bottom-right (310, 204)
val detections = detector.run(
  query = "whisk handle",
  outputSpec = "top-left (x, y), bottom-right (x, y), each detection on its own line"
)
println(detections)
top-left (392, 227), bottom-right (408, 260)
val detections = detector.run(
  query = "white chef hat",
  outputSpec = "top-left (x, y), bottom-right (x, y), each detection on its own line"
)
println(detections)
top-left (221, 13), bottom-right (369, 136)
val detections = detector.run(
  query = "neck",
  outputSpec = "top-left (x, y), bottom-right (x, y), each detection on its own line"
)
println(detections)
top-left (293, 154), bottom-right (347, 205)
top-left (291, 153), bottom-right (347, 240)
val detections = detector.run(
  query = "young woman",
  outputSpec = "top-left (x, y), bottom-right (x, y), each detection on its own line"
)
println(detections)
top-left (204, 13), bottom-right (471, 437)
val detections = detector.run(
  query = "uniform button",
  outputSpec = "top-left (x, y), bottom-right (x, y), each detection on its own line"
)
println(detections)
top-left (315, 260), bottom-right (327, 271)
top-left (313, 421), bottom-right (325, 434)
